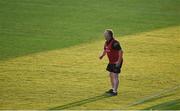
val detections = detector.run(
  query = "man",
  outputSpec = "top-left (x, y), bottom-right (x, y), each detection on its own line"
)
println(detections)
top-left (99, 29), bottom-right (123, 96)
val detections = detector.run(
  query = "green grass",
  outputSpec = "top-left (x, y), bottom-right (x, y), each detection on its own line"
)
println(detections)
top-left (145, 99), bottom-right (180, 110)
top-left (0, 26), bottom-right (180, 109)
top-left (0, 0), bottom-right (180, 60)
top-left (0, 0), bottom-right (180, 110)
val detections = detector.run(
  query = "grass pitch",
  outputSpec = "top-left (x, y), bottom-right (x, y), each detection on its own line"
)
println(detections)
top-left (0, 0), bottom-right (180, 110)
top-left (0, 26), bottom-right (180, 109)
top-left (0, 0), bottom-right (180, 60)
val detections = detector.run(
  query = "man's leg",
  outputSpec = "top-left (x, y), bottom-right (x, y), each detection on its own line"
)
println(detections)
top-left (109, 72), bottom-right (114, 90)
top-left (112, 73), bottom-right (119, 93)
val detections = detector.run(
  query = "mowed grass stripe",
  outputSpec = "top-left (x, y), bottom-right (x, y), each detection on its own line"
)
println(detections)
top-left (0, 26), bottom-right (180, 109)
top-left (0, 0), bottom-right (180, 61)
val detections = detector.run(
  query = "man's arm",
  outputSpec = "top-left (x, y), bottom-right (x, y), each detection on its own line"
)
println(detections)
top-left (116, 50), bottom-right (123, 64)
top-left (99, 50), bottom-right (106, 60)
top-left (112, 41), bottom-right (123, 64)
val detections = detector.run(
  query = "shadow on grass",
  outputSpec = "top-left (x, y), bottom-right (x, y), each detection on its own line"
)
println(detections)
top-left (1, 0), bottom-right (180, 62)
top-left (49, 93), bottom-right (112, 110)
top-left (144, 99), bottom-right (180, 110)
top-left (127, 85), bottom-right (180, 108)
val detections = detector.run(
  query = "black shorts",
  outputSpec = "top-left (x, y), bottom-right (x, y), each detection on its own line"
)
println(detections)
top-left (106, 61), bottom-right (123, 74)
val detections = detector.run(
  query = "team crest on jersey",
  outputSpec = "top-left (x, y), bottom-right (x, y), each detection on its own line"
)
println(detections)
top-left (105, 46), bottom-right (111, 52)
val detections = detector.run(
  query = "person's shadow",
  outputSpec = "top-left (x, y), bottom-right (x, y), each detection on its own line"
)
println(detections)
top-left (49, 93), bottom-right (112, 110)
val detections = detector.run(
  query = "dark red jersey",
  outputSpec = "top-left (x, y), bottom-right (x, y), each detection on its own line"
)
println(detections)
top-left (104, 38), bottom-right (122, 64)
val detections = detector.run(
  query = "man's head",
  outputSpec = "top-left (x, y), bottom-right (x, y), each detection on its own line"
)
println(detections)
top-left (104, 29), bottom-right (114, 41)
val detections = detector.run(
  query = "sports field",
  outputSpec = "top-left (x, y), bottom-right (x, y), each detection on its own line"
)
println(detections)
top-left (0, 0), bottom-right (180, 110)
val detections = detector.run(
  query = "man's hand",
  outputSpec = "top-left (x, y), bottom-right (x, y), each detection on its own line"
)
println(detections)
top-left (99, 50), bottom-right (106, 60)
top-left (115, 61), bottom-right (120, 67)
top-left (99, 55), bottom-right (104, 60)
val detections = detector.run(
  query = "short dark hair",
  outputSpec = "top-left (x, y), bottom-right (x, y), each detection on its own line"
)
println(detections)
top-left (106, 29), bottom-right (113, 38)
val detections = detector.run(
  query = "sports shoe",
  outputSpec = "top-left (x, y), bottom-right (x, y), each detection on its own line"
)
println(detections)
top-left (109, 92), bottom-right (118, 96)
top-left (105, 89), bottom-right (113, 93)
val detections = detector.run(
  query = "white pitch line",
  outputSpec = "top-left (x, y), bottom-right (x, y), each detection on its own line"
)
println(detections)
top-left (122, 85), bottom-right (180, 109)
